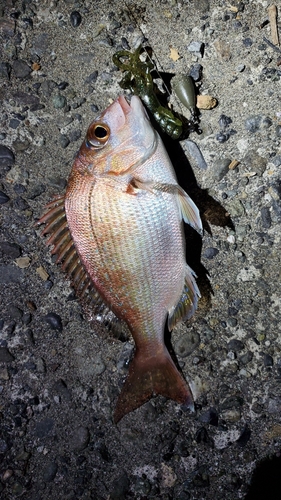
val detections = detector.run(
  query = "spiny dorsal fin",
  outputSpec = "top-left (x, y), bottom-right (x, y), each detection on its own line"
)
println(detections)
top-left (37, 195), bottom-right (128, 339)
top-left (167, 264), bottom-right (200, 331)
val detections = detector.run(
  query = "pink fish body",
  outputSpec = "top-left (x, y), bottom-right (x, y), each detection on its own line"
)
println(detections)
top-left (39, 95), bottom-right (202, 422)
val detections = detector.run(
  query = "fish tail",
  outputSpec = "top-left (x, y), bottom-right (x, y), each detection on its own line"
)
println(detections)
top-left (114, 346), bottom-right (194, 423)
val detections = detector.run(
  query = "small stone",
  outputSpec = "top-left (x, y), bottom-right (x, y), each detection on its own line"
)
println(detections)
top-left (0, 145), bottom-right (15, 168)
top-left (227, 339), bottom-right (244, 352)
top-left (174, 330), bottom-right (200, 357)
top-left (8, 305), bottom-right (23, 320)
top-left (219, 115), bottom-right (232, 130)
top-left (189, 63), bottom-right (203, 81)
top-left (52, 95), bottom-right (67, 109)
top-left (239, 351), bottom-right (253, 365)
top-left (0, 347), bottom-right (15, 362)
top-left (195, 427), bottom-right (214, 446)
top-left (12, 59), bottom-right (31, 79)
top-left (196, 95), bottom-right (217, 110)
top-left (216, 131), bottom-right (230, 143)
top-left (243, 37), bottom-right (253, 47)
top-left (44, 312), bottom-right (63, 331)
top-left (244, 115), bottom-right (262, 133)
top-left (203, 247), bottom-right (219, 259)
top-left (271, 156), bottom-right (281, 167)
top-left (0, 191), bottom-right (10, 204)
top-left (14, 256), bottom-right (31, 268)
top-left (68, 129), bottom-right (81, 142)
top-left (226, 199), bottom-right (245, 217)
top-left (27, 183), bottom-right (46, 199)
top-left (0, 264), bottom-right (23, 283)
top-left (42, 461), bottom-right (58, 482)
top-left (0, 62), bottom-right (11, 79)
top-left (187, 41), bottom-right (204, 57)
top-left (69, 426), bottom-right (90, 451)
top-left (221, 408), bottom-right (241, 422)
top-left (198, 407), bottom-right (219, 426)
top-left (35, 418), bottom-right (54, 438)
top-left (0, 242), bottom-right (21, 258)
top-left (263, 354), bottom-right (273, 367)
top-left (110, 472), bottom-right (130, 500)
top-left (260, 207), bottom-right (271, 229)
top-left (85, 71), bottom-right (98, 84)
top-left (59, 134), bottom-right (70, 148)
top-left (52, 379), bottom-right (71, 401)
top-left (70, 11), bottom-right (82, 28)
top-left (236, 64), bottom-right (245, 72)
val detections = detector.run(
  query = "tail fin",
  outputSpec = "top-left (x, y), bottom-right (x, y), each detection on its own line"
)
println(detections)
top-left (114, 347), bottom-right (194, 423)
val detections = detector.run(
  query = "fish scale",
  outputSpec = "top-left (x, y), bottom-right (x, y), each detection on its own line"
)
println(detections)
top-left (39, 95), bottom-right (202, 422)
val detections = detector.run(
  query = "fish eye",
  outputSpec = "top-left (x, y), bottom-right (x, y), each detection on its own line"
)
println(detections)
top-left (86, 122), bottom-right (110, 149)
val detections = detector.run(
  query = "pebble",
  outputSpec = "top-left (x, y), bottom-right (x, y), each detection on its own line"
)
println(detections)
top-left (0, 347), bottom-right (15, 363)
top-left (263, 353), bottom-right (273, 367)
top-left (216, 131), bottom-right (230, 143)
top-left (59, 134), bottom-right (70, 148)
top-left (43, 312), bottom-right (63, 332)
top-left (52, 379), bottom-right (72, 401)
top-left (52, 95), bottom-right (67, 109)
top-left (239, 351), bottom-right (253, 365)
top-left (187, 41), bottom-right (204, 57)
top-left (27, 183), bottom-right (46, 199)
top-left (8, 305), bottom-right (23, 320)
top-left (0, 145), bottom-right (15, 168)
top-left (42, 461), bottom-right (58, 482)
top-left (110, 472), bottom-right (130, 500)
top-left (14, 196), bottom-right (30, 211)
top-left (70, 11), bottom-right (82, 28)
top-left (68, 129), bottom-right (81, 142)
top-left (12, 90), bottom-right (41, 110)
top-left (195, 427), bottom-right (214, 446)
top-left (189, 63), bottom-right (203, 81)
top-left (174, 330), bottom-right (200, 357)
top-left (221, 408), bottom-right (241, 423)
top-left (203, 247), bottom-right (219, 259)
top-left (227, 339), bottom-right (244, 352)
top-left (35, 418), bottom-right (54, 438)
top-left (212, 158), bottom-right (231, 181)
top-left (243, 150), bottom-right (267, 176)
top-left (260, 207), bottom-right (271, 229)
top-left (0, 264), bottom-right (23, 284)
top-left (12, 59), bottom-right (31, 79)
top-left (69, 426), bottom-right (90, 451)
top-left (0, 191), bottom-right (10, 204)
top-left (219, 115), bottom-right (232, 130)
top-left (236, 424), bottom-right (251, 448)
top-left (198, 407), bottom-right (219, 426)
top-left (84, 71), bottom-right (98, 84)
top-left (0, 242), bottom-right (21, 258)
top-left (0, 62), bottom-right (11, 80)
top-left (184, 140), bottom-right (208, 170)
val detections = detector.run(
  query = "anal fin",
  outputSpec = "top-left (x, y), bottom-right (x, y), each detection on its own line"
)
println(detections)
top-left (168, 264), bottom-right (200, 331)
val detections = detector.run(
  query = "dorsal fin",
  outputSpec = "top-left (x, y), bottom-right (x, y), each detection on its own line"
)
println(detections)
top-left (37, 195), bottom-right (129, 340)
top-left (167, 264), bottom-right (200, 331)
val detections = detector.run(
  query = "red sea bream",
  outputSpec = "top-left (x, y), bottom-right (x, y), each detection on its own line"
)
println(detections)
top-left (39, 95), bottom-right (202, 422)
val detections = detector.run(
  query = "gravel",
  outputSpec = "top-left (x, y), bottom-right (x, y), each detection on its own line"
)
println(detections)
top-left (1, 1), bottom-right (281, 499)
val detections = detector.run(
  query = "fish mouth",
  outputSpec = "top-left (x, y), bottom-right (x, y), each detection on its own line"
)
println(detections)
top-left (117, 95), bottom-right (131, 115)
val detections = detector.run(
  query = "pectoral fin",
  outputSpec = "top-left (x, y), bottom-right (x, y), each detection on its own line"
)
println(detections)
top-left (168, 264), bottom-right (201, 331)
top-left (132, 179), bottom-right (202, 234)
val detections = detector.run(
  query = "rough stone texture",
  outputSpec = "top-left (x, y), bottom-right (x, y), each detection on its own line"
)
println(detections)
top-left (0, 2), bottom-right (281, 500)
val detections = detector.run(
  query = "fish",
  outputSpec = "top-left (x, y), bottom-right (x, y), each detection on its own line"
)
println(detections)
top-left (38, 95), bottom-right (202, 423)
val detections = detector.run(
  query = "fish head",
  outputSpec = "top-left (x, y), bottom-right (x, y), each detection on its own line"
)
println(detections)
top-left (73, 95), bottom-right (156, 177)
